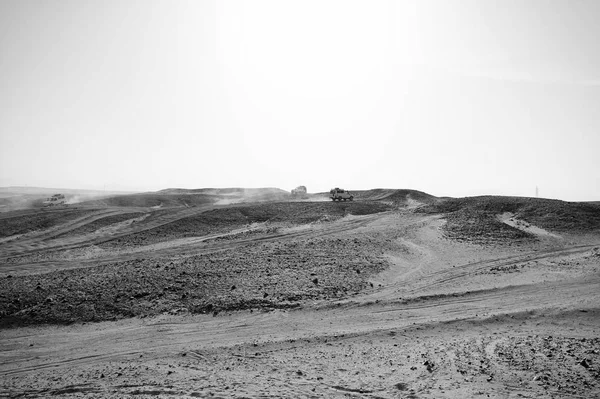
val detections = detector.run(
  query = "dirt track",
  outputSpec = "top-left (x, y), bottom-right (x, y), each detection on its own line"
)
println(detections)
top-left (1, 194), bottom-right (599, 398)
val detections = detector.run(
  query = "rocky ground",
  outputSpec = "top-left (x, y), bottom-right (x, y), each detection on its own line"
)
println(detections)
top-left (1, 189), bottom-right (599, 398)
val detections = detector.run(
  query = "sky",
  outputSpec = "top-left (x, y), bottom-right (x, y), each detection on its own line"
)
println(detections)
top-left (1, 0), bottom-right (599, 201)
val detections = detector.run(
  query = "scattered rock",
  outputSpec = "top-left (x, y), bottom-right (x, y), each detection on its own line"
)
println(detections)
top-left (423, 360), bottom-right (434, 372)
top-left (395, 382), bottom-right (408, 391)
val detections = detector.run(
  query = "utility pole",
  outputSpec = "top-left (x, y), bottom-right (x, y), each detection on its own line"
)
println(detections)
top-left (535, 186), bottom-right (539, 198)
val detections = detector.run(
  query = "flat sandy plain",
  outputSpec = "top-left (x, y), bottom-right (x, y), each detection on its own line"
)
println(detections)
top-left (1, 188), bottom-right (599, 398)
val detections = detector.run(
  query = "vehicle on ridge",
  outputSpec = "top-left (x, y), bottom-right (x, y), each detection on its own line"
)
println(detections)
top-left (330, 188), bottom-right (353, 201)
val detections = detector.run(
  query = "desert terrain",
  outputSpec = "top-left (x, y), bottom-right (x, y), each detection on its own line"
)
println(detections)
top-left (0, 187), bottom-right (599, 398)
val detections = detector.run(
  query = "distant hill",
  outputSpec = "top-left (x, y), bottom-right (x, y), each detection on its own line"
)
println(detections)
top-left (314, 188), bottom-right (438, 206)
top-left (0, 186), bottom-right (134, 197)
top-left (157, 187), bottom-right (289, 197)
top-left (79, 192), bottom-right (218, 208)
top-left (419, 195), bottom-right (600, 233)
top-left (0, 186), bottom-right (294, 211)
top-left (0, 187), bottom-right (136, 212)
top-left (80, 187), bottom-right (291, 208)
top-left (353, 188), bottom-right (438, 204)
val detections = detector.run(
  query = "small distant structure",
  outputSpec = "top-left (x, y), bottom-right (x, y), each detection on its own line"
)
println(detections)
top-left (43, 194), bottom-right (66, 207)
top-left (291, 186), bottom-right (307, 199)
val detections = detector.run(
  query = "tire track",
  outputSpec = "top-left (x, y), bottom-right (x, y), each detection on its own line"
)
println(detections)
top-left (2, 273), bottom-right (597, 379)
top-left (0, 212), bottom-right (386, 275)
top-left (402, 243), bottom-right (600, 295)
top-left (0, 206), bottom-right (216, 261)
top-left (0, 209), bottom-right (120, 254)
top-left (371, 275), bottom-right (600, 315)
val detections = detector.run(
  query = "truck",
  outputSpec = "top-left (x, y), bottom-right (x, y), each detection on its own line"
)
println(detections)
top-left (329, 188), bottom-right (353, 201)
top-left (43, 194), bottom-right (66, 207)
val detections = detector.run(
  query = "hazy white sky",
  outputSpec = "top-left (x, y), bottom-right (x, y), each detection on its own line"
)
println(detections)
top-left (1, 0), bottom-right (599, 200)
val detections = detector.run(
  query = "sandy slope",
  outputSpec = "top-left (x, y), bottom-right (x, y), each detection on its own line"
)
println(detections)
top-left (1, 199), bottom-right (599, 398)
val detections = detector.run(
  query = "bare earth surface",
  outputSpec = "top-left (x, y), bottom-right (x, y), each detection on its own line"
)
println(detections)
top-left (1, 189), bottom-right (599, 398)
